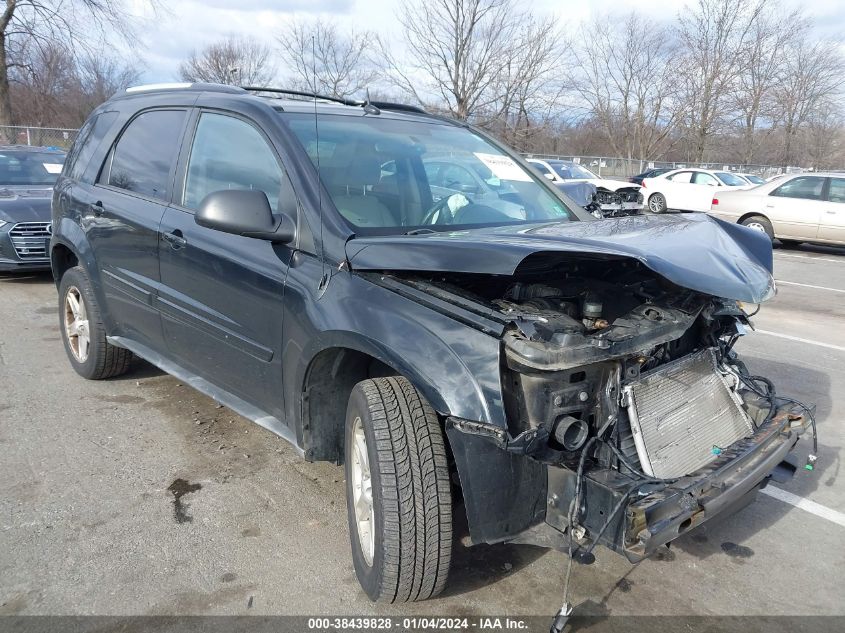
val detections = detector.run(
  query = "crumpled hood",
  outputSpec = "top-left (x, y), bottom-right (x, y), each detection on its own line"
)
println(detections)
top-left (0, 187), bottom-right (52, 223)
top-left (346, 213), bottom-right (775, 303)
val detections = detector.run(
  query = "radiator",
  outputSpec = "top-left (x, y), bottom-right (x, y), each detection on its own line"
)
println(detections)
top-left (622, 348), bottom-right (754, 479)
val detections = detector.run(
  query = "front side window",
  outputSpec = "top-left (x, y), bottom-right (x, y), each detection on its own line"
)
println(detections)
top-left (106, 109), bottom-right (186, 201)
top-left (281, 113), bottom-right (576, 233)
top-left (0, 150), bottom-right (65, 186)
top-left (529, 161), bottom-right (553, 177)
top-left (828, 178), bottom-right (845, 203)
top-left (715, 172), bottom-right (746, 186)
top-left (693, 172), bottom-right (719, 186)
top-left (183, 113), bottom-right (283, 211)
top-left (771, 176), bottom-right (825, 201)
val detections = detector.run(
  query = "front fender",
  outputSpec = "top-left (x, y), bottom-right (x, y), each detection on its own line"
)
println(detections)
top-left (296, 299), bottom-right (504, 428)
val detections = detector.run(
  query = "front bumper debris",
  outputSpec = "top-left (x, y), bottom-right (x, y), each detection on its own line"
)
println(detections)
top-left (544, 407), bottom-right (808, 561)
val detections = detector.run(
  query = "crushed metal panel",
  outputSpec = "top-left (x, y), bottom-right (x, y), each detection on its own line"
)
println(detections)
top-left (623, 348), bottom-right (754, 479)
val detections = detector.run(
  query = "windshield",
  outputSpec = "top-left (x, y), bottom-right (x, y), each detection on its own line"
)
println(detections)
top-left (716, 172), bottom-right (747, 186)
top-left (0, 150), bottom-right (65, 186)
top-left (280, 113), bottom-right (576, 233)
top-left (743, 174), bottom-right (765, 185)
top-left (550, 162), bottom-right (597, 180)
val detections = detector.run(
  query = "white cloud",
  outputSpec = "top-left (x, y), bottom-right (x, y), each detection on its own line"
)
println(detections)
top-left (128, 0), bottom-right (845, 83)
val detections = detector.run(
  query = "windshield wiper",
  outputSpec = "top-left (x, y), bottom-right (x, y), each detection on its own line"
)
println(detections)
top-left (404, 228), bottom-right (437, 235)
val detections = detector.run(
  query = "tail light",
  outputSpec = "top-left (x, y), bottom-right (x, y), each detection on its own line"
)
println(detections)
top-left (641, 180), bottom-right (647, 188)
top-left (712, 198), bottom-right (718, 205)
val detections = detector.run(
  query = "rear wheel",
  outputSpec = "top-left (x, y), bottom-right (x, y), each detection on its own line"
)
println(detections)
top-left (59, 266), bottom-right (133, 380)
top-left (648, 193), bottom-right (667, 213)
top-left (345, 377), bottom-right (452, 602)
top-left (740, 215), bottom-right (774, 241)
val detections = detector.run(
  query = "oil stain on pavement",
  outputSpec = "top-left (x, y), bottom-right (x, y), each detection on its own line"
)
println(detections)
top-left (167, 478), bottom-right (202, 523)
top-left (720, 541), bottom-right (755, 559)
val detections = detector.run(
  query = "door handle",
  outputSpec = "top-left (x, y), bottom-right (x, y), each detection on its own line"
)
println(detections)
top-left (90, 201), bottom-right (104, 217)
top-left (825, 210), bottom-right (837, 214)
top-left (162, 230), bottom-right (187, 249)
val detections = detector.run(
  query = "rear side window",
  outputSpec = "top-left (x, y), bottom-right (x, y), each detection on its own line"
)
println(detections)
top-left (829, 178), bottom-right (845, 203)
top-left (182, 112), bottom-right (283, 211)
top-left (65, 111), bottom-right (118, 183)
top-left (771, 176), bottom-right (825, 201)
top-left (105, 109), bottom-right (187, 201)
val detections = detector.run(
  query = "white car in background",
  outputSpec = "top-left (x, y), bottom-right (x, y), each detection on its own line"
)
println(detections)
top-left (737, 173), bottom-right (767, 186)
top-left (641, 168), bottom-right (751, 213)
top-left (708, 172), bottom-right (845, 246)
top-left (526, 158), bottom-right (643, 214)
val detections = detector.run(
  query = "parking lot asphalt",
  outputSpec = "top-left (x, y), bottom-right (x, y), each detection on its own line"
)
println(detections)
top-left (1, 242), bottom-right (844, 619)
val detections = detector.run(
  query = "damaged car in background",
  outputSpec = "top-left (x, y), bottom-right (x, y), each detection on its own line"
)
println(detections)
top-left (527, 157), bottom-right (644, 218)
top-left (53, 84), bottom-right (817, 612)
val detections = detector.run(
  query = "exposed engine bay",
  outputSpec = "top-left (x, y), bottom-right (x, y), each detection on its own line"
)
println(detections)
top-left (369, 254), bottom-right (816, 560)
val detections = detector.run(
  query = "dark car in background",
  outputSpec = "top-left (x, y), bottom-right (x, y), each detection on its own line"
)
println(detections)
top-left (628, 167), bottom-right (673, 186)
top-left (0, 145), bottom-right (65, 272)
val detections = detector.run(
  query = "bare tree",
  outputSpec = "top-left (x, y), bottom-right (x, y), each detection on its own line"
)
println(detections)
top-left (771, 38), bottom-right (845, 168)
top-left (10, 42), bottom-right (140, 129)
top-left (384, 0), bottom-right (521, 120)
top-left (675, 0), bottom-right (768, 161)
top-left (277, 18), bottom-right (377, 99)
top-left (484, 15), bottom-right (568, 151)
top-left (0, 0), bottom-right (157, 127)
top-left (571, 12), bottom-right (682, 161)
top-left (179, 36), bottom-right (275, 86)
top-left (803, 101), bottom-right (845, 170)
top-left (729, 2), bottom-right (807, 164)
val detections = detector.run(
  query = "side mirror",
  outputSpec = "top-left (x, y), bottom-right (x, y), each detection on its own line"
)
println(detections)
top-left (543, 173), bottom-right (555, 180)
top-left (458, 183), bottom-right (479, 194)
top-left (195, 190), bottom-right (295, 243)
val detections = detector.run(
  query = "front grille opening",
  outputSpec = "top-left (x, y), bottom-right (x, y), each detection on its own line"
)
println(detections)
top-left (9, 222), bottom-right (51, 260)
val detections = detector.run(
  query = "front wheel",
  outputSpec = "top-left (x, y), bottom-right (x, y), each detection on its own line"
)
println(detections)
top-left (345, 377), bottom-right (452, 602)
top-left (647, 193), bottom-right (667, 213)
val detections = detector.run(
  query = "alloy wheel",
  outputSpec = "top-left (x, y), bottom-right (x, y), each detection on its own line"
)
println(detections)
top-left (64, 286), bottom-right (90, 362)
top-left (350, 416), bottom-right (375, 566)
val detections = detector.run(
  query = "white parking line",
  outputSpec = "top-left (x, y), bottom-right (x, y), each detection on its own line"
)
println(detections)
top-left (776, 280), bottom-right (845, 294)
top-left (755, 329), bottom-right (845, 353)
top-left (761, 486), bottom-right (845, 528)
top-left (775, 253), bottom-right (845, 264)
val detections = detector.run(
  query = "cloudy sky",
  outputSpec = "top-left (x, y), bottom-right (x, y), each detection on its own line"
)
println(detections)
top-left (124, 0), bottom-right (845, 84)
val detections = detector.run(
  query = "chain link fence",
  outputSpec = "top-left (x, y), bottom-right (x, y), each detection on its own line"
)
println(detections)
top-left (522, 154), bottom-right (791, 179)
top-left (2, 125), bottom-right (795, 177)
top-left (0, 125), bottom-right (79, 149)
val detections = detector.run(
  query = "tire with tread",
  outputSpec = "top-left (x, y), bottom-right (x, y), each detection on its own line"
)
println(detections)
top-left (345, 376), bottom-right (452, 602)
top-left (648, 192), bottom-right (667, 213)
top-left (58, 266), bottom-right (133, 380)
top-left (740, 215), bottom-right (774, 240)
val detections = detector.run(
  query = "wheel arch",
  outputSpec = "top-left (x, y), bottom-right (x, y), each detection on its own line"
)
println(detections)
top-left (297, 330), bottom-right (490, 463)
top-left (737, 211), bottom-right (772, 226)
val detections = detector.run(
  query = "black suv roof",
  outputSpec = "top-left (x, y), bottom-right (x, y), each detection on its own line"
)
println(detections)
top-left (113, 83), bottom-right (438, 123)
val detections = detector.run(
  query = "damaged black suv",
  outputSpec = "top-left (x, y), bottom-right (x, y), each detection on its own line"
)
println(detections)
top-left (52, 83), bottom-right (813, 603)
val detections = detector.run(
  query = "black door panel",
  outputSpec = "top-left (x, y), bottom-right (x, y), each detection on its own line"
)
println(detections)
top-left (158, 207), bottom-right (289, 417)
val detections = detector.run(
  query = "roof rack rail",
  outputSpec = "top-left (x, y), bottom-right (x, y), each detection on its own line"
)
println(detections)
top-left (369, 101), bottom-right (427, 114)
top-left (242, 86), bottom-right (361, 107)
top-left (123, 82), bottom-right (245, 95)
